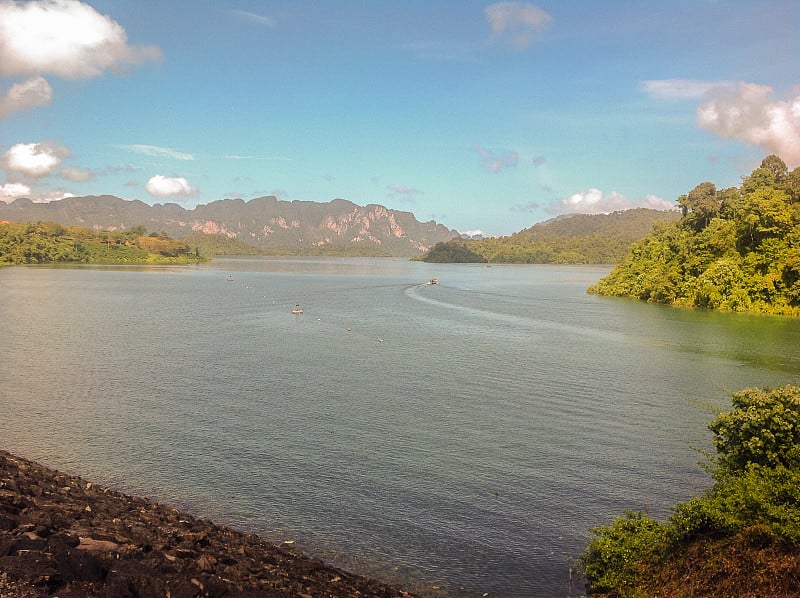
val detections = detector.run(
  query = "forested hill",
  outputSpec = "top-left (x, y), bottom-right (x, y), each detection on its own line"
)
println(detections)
top-left (417, 208), bottom-right (679, 263)
top-left (589, 155), bottom-right (800, 316)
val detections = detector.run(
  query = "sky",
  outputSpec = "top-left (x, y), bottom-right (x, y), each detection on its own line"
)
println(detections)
top-left (0, 0), bottom-right (798, 237)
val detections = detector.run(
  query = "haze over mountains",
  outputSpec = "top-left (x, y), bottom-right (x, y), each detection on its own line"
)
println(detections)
top-left (0, 195), bottom-right (458, 257)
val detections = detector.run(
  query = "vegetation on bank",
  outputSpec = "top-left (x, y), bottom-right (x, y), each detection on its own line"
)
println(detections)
top-left (415, 208), bottom-right (679, 264)
top-left (582, 384), bottom-right (800, 597)
top-left (413, 239), bottom-right (487, 263)
top-left (589, 155), bottom-right (800, 316)
top-left (0, 221), bottom-right (208, 265)
top-left (183, 232), bottom-right (397, 257)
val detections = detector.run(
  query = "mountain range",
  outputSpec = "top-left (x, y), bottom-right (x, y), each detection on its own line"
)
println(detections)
top-left (0, 195), bottom-right (458, 257)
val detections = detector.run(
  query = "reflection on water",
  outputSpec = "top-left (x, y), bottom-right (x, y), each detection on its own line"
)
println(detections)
top-left (2, 258), bottom-right (799, 597)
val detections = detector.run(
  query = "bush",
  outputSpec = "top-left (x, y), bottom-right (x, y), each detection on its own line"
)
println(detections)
top-left (710, 385), bottom-right (800, 473)
top-left (583, 512), bottom-right (667, 597)
top-left (582, 385), bottom-right (800, 596)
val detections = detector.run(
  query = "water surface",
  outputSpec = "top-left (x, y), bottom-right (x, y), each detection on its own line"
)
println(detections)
top-left (2, 258), bottom-right (799, 597)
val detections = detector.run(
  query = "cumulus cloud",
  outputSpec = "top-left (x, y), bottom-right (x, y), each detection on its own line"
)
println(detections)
top-left (145, 175), bottom-right (197, 198)
top-left (0, 0), bottom-right (161, 79)
top-left (0, 76), bottom-right (52, 119)
top-left (1, 141), bottom-right (70, 177)
top-left (0, 182), bottom-right (32, 202)
top-left (485, 2), bottom-right (552, 49)
top-left (0, 185), bottom-right (74, 203)
top-left (476, 144), bottom-right (519, 173)
top-left (119, 144), bottom-right (195, 160)
top-left (61, 166), bottom-right (94, 182)
top-left (550, 189), bottom-right (675, 215)
top-left (697, 82), bottom-right (800, 167)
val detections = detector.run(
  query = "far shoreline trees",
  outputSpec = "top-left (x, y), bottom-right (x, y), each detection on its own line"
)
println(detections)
top-left (0, 221), bottom-right (207, 265)
top-left (416, 208), bottom-right (679, 264)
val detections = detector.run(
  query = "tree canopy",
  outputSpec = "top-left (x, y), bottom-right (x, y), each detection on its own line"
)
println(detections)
top-left (0, 221), bottom-right (207, 265)
top-left (589, 156), bottom-right (800, 316)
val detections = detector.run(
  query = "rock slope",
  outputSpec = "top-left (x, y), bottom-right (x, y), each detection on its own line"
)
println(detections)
top-left (0, 450), bottom-right (419, 597)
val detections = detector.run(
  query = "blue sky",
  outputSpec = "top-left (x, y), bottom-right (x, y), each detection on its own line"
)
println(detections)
top-left (1, 0), bottom-right (798, 236)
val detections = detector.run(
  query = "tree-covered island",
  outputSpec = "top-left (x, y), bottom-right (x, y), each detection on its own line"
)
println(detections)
top-left (589, 155), bottom-right (800, 316)
top-left (0, 221), bottom-right (208, 265)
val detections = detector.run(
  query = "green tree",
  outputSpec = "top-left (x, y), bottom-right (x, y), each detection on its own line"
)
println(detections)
top-left (678, 182), bottom-right (720, 231)
top-left (709, 385), bottom-right (800, 474)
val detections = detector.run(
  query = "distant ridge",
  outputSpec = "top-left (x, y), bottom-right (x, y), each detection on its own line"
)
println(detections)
top-left (418, 208), bottom-right (679, 263)
top-left (0, 195), bottom-right (458, 257)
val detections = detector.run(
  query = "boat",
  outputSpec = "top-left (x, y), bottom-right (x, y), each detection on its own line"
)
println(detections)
top-left (291, 304), bottom-right (304, 315)
top-left (429, 278), bottom-right (439, 285)
top-left (226, 274), bottom-right (234, 282)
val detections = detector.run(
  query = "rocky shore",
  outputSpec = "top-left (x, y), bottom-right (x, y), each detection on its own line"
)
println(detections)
top-left (0, 450), bottom-right (421, 597)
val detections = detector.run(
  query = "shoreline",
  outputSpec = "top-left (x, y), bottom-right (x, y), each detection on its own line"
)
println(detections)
top-left (0, 449), bottom-right (421, 597)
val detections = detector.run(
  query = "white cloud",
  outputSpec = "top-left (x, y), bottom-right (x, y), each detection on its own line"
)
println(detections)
top-left (231, 9), bottom-right (276, 28)
top-left (485, 2), bottom-right (552, 49)
top-left (0, 185), bottom-right (74, 203)
top-left (475, 144), bottom-right (519, 173)
top-left (697, 82), bottom-right (800, 168)
top-left (1, 141), bottom-right (70, 177)
top-left (145, 175), bottom-right (197, 198)
top-left (641, 79), bottom-right (731, 101)
top-left (0, 76), bottom-right (52, 119)
top-left (32, 189), bottom-right (75, 203)
top-left (459, 229), bottom-right (485, 238)
top-left (550, 189), bottom-right (675, 215)
top-left (0, 182), bottom-right (31, 202)
top-left (61, 166), bottom-right (94, 182)
top-left (119, 144), bottom-right (195, 160)
top-left (0, 0), bottom-right (161, 79)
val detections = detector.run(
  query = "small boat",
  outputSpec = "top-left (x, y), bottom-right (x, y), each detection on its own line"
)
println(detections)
top-left (291, 304), bottom-right (304, 315)
top-left (429, 278), bottom-right (439, 285)
top-left (226, 274), bottom-right (234, 282)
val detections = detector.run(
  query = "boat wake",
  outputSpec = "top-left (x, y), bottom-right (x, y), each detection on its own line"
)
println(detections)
top-left (404, 282), bottom-right (627, 343)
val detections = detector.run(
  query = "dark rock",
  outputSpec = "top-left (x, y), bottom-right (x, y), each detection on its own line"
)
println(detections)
top-left (0, 450), bottom-right (421, 597)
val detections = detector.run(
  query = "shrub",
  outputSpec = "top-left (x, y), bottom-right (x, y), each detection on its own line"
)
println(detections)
top-left (583, 512), bottom-right (667, 597)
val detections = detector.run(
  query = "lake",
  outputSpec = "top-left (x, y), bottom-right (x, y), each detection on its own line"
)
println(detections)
top-left (2, 258), bottom-right (800, 597)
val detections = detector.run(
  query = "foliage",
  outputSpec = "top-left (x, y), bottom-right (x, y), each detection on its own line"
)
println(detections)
top-left (0, 221), bottom-right (207, 265)
top-left (417, 208), bottom-right (679, 264)
top-left (669, 464), bottom-right (800, 545)
top-left (582, 512), bottom-right (668, 598)
top-left (590, 156), bottom-right (800, 316)
top-left (710, 385), bottom-right (800, 474)
top-left (582, 385), bottom-right (800, 597)
top-left (414, 240), bottom-right (487, 263)
top-left (184, 233), bottom-right (279, 256)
